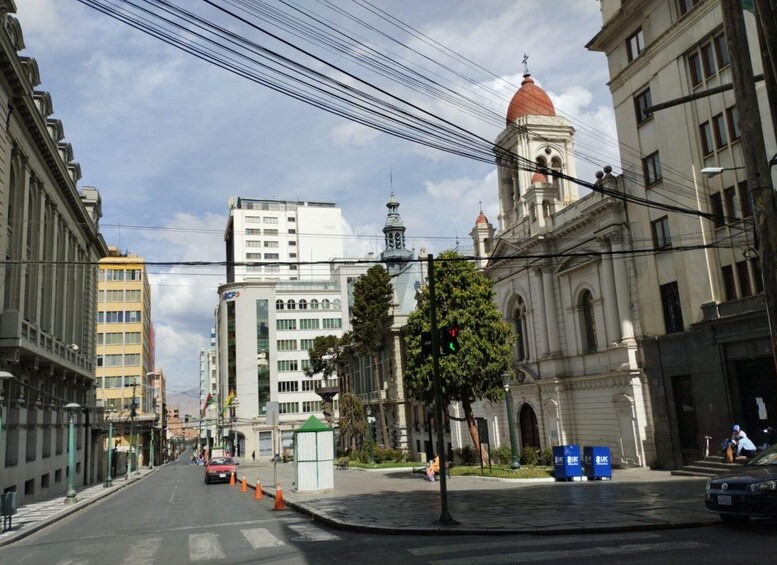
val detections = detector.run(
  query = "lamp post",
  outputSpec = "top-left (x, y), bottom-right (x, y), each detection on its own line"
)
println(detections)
top-left (64, 402), bottom-right (80, 505)
top-left (500, 372), bottom-right (521, 470)
top-left (104, 409), bottom-right (115, 487)
top-left (366, 405), bottom-right (375, 464)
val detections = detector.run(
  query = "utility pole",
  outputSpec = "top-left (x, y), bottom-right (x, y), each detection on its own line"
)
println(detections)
top-left (721, 2), bottom-right (777, 373)
top-left (127, 381), bottom-right (136, 480)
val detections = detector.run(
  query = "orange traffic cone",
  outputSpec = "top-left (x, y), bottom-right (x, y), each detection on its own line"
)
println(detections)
top-left (254, 480), bottom-right (263, 500)
top-left (241, 476), bottom-right (248, 492)
top-left (229, 471), bottom-right (235, 486)
top-left (272, 483), bottom-right (287, 511)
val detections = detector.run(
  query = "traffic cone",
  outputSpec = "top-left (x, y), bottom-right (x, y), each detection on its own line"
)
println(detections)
top-left (229, 471), bottom-right (235, 486)
top-left (241, 476), bottom-right (247, 492)
top-left (272, 483), bottom-right (286, 511)
top-left (254, 479), bottom-right (263, 500)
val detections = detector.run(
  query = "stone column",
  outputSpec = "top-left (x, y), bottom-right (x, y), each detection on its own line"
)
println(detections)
top-left (541, 263), bottom-right (560, 355)
top-left (597, 236), bottom-right (621, 345)
top-left (532, 267), bottom-right (549, 357)
top-left (610, 229), bottom-right (635, 342)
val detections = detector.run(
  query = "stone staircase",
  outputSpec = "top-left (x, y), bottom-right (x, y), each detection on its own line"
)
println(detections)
top-left (670, 455), bottom-right (742, 478)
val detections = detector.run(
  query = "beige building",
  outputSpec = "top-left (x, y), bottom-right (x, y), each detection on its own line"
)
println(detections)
top-left (96, 247), bottom-right (156, 468)
top-left (0, 0), bottom-right (109, 503)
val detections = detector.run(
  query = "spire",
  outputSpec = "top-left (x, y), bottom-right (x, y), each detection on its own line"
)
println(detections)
top-left (380, 190), bottom-right (413, 272)
top-left (522, 53), bottom-right (530, 76)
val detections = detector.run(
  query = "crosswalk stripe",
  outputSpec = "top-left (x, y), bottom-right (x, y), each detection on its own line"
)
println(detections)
top-left (287, 523), bottom-right (340, 542)
top-left (241, 527), bottom-right (285, 548)
top-left (121, 537), bottom-right (161, 565)
top-left (189, 532), bottom-right (225, 561)
top-left (430, 540), bottom-right (707, 565)
top-left (410, 531), bottom-right (661, 556)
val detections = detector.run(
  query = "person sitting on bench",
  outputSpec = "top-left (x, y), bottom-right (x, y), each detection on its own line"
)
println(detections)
top-left (425, 454), bottom-right (440, 481)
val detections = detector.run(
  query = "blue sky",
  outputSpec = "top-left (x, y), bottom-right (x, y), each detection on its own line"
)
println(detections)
top-left (18, 0), bottom-right (619, 395)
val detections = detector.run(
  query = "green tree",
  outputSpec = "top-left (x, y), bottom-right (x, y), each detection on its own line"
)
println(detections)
top-left (404, 250), bottom-right (513, 460)
top-left (338, 393), bottom-right (367, 453)
top-left (305, 333), bottom-right (355, 430)
top-left (351, 265), bottom-right (393, 447)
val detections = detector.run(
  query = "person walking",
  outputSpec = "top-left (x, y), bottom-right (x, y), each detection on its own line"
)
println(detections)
top-left (251, 450), bottom-right (256, 461)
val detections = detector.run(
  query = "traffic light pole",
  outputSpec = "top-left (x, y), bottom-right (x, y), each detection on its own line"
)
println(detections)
top-left (427, 254), bottom-right (456, 525)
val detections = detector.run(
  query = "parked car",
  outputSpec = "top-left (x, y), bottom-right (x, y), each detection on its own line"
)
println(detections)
top-left (705, 442), bottom-right (777, 523)
top-left (204, 457), bottom-right (237, 484)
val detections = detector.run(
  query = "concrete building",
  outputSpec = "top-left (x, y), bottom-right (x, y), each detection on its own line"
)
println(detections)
top-left (461, 68), bottom-right (654, 467)
top-left (587, 0), bottom-right (777, 467)
top-left (0, 0), bottom-right (109, 503)
top-left (96, 248), bottom-right (156, 470)
top-left (198, 328), bottom-right (217, 454)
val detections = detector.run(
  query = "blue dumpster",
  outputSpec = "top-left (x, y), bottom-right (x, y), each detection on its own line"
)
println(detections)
top-left (583, 446), bottom-right (612, 480)
top-left (552, 445), bottom-right (582, 481)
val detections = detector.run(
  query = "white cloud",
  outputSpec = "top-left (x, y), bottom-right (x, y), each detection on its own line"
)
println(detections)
top-left (331, 121), bottom-right (379, 146)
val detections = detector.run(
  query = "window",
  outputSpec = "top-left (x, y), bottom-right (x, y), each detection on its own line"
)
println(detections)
top-left (288, 228), bottom-right (296, 234)
top-left (634, 88), bottom-right (652, 124)
top-left (722, 266), bottom-right (736, 300)
top-left (739, 180), bottom-right (752, 218)
top-left (266, 265), bottom-right (280, 273)
top-left (660, 281), bottom-right (684, 333)
top-left (626, 28), bottom-right (645, 62)
top-left (323, 318), bottom-right (342, 329)
top-left (125, 290), bottom-right (141, 302)
top-left (279, 402), bottom-right (298, 414)
top-left (124, 353), bottom-right (140, 366)
top-left (712, 113), bottom-right (728, 148)
top-left (651, 216), bottom-right (672, 249)
top-left (688, 32), bottom-right (729, 88)
top-left (100, 311), bottom-right (124, 324)
top-left (278, 380), bottom-right (299, 392)
top-left (723, 186), bottom-right (740, 220)
top-left (514, 297), bottom-right (529, 362)
top-left (580, 290), bottom-right (597, 354)
top-left (300, 319), bottom-right (319, 330)
top-left (276, 299), bottom-right (285, 310)
top-left (302, 379), bottom-right (317, 391)
top-left (701, 41), bottom-right (716, 78)
top-left (246, 229), bottom-right (261, 235)
top-left (714, 33), bottom-right (730, 68)
top-left (699, 121), bottom-right (713, 155)
top-left (263, 217), bottom-right (278, 224)
top-left (289, 265), bottom-right (298, 271)
top-left (310, 299), bottom-right (319, 310)
top-left (710, 193), bottom-right (725, 228)
top-left (264, 253), bottom-right (279, 260)
top-left (289, 253), bottom-right (297, 258)
top-left (127, 270), bottom-right (142, 281)
top-left (301, 359), bottom-right (311, 371)
top-left (246, 241), bottom-right (262, 247)
top-left (289, 241), bottom-right (296, 247)
top-left (276, 319), bottom-right (296, 330)
top-left (264, 229), bottom-right (278, 236)
top-left (264, 241), bottom-right (279, 248)
top-left (287, 300), bottom-right (296, 310)
top-left (125, 332), bottom-right (141, 344)
top-left (246, 253), bottom-right (262, 259)
top-left (245, 216), bottom-right (261, 223)
top-left (688, 52), bottom-right (703, 87)
top-left (726, 106), bottom-right (741, 141)
top-left (736, 261), bottom-right (752, 297)
top-left (277, 339), bottom-right (297, 351)
top-left (642, 152), bottom-right (662, 185)
top-left (302, 401), bottom-right (322, 413)
top-left (678, 0), bottom-right (700, 16)
top-left (105, 269), bottom-right (124, 281)
top-left (300, 339), bottom-right (315, 350)
top-left (278, 360), bottom-right (299, 372)
top-left (105, 290), bottom-right (124, 302)
top-left (298, 299), bottom-right (307, 310)
top-left (288, 217), bottom-right (296, 222)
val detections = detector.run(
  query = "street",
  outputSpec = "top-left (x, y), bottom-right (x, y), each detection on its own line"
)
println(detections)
top-left (0, 457), bottom-right (776, 564)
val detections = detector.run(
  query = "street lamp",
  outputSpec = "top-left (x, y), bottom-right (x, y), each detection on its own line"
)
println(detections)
top-left (104, 408), bottom-right (115, 487)
top-left (700, 166), bottom-right (747, 177)
top-left (366, 405), bottom-right (375, 465)
top-left (500, 372), bottom-right (521, 470)
top-left (64, 402), bottom-right (80, 505)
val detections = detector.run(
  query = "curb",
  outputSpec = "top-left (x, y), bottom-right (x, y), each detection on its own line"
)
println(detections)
top-left (0, 467), bottom-right (158, 548)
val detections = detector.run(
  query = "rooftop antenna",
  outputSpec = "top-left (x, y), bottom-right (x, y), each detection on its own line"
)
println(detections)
top-left (455, 227), bottom-right (460, 252)
top-left (389, 165), bottom-right (394, 196)
top-left (522, 53), bottom-right (530, 75)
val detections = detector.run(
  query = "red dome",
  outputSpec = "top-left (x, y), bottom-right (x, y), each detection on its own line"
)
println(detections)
top-left (475, 212), bottom-right (489, 225)
top-left (506, 74), bottom-right (555, 125)
top-left (530, 171), bottom-right (548, 184)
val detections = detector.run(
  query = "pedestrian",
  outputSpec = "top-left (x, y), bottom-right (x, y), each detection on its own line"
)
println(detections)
top-left (730, 424), bottom-right (757, 461)
top-left (251, 450), bottom-right (256, 461)
top-left (425, 454), bottom-right (439, 481)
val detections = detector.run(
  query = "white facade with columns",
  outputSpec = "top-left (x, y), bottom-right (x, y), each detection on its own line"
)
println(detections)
top-left (466, 71), bottom-right (655, 467)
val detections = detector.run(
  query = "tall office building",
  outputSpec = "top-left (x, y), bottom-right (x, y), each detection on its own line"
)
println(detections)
top-left (225, 197), bottom-right (344, 283)
top-left (96, 247), bottom-right (155, 466)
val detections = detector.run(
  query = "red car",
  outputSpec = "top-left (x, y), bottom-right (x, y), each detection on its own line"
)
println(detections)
top-left (204, 457), bottom-right (237, 484)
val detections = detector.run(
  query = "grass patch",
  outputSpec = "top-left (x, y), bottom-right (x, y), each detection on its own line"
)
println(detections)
top-left (345, 461), bottom-right (421, 470)
top-left (451, 465), bottom-right (553, 479)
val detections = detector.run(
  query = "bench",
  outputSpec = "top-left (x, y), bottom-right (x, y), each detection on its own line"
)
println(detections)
top-left (335, 458), bottom-right (349, 470)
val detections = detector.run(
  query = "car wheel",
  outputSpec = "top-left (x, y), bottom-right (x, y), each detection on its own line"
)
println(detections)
top-left (204, 476), bottom-right (209, 485)
top-left (720, 514), bottom-right (749, 524)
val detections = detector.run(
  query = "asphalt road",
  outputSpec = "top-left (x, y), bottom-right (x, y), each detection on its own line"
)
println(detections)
top-left (1, 457), bottom-right (776, 564)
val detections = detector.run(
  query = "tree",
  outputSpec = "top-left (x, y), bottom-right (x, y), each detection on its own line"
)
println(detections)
top-left (351, 265), bottom-right (393, 447)
top-left (305, 333), bottom-right (355, 430)
top-left (404, 250), bottom-right (513, 461)
top-left (338, 393), bottom-right (367, 453)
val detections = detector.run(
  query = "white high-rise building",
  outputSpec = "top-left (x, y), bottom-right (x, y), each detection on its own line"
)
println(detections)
top-left (225, 197), bottom-right (344, 283)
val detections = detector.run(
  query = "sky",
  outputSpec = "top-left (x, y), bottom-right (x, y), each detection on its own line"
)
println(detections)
top-left (16, 0), bottom-right (619, 397)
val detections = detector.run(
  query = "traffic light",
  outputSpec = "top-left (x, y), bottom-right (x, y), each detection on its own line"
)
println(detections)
top-left (440, 326), bottom-right (461, 355)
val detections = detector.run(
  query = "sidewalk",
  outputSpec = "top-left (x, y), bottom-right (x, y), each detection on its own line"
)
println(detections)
top-left (239, 461), bottom-right (717, 535)
top-left (0, 467), bottom-right (155, 548)
top-left (1, 461), bottom-right (716, 546)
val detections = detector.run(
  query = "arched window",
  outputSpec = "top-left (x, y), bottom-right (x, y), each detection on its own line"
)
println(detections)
top-left (322, 299), bottom-right (331, 310)
top-left (298, 299), bottom-right (307, 310)
top-left (276, 299), bottom-right (284, 310)
top-left (514, 297), bottom-right (529, 362)
top-left (333, 299), bottom-right (341, 310)
top-left (542, 200), bottom-right (551, 218)
top-left (536, 156), bottom-right (547, 170)
top-left (287, 299), bottom-right (296, 310)
top-left (310, 299), bottom-right (319, 310)
top-left (530, 203), bottom-right (537, 222)
top-left (580, 290), bottom-right (597, 354)
top-left (551, 157), bottom-right (562, 194)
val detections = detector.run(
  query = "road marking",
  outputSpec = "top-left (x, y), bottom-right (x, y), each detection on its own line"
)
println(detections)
top-left (189, 532), bottom-right (225, 561)
top-left (121, 537), bottom-right (161, 565)
top-left (287, 523), bottom-right (341, 541)
top-left (241, 528), bottom-right (285, 548)
top-left (410, 532), bottom-right (661, 556)
top-left (157, 517), bottom-right (306, 533)
top-left (168, 484), bottom-right (178, 503)
top-left (430, 540), bottom-right (707, 564)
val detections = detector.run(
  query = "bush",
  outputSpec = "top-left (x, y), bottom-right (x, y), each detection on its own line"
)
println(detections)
top-left (522, 446), bottom-right (540, 466)
top-left (452, 445), bottom-right (478, 465)
top-left (540, 448), bottom-right (553, 466)
top-left (491, 446), bottom-right (512, 465)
